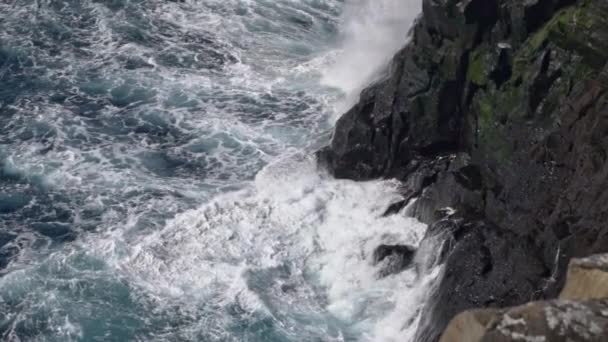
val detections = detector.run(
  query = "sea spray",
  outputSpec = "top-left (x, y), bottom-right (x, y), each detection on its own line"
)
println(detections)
top-left (321, 0), bottom-right (422, 112)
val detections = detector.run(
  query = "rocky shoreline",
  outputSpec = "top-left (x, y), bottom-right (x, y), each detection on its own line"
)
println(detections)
top-left (318, 0), bottom-right (608, 340)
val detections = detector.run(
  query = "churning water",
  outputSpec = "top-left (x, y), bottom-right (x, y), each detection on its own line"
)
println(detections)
top-left (0, 0), bottom-right (438, 341)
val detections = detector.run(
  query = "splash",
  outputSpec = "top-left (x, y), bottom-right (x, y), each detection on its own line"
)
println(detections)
top-left (322, 0), bottom-right (422, 112)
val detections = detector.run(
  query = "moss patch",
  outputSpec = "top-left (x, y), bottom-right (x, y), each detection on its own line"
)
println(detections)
top-left (467, 49), bottom-right (489, 86)
top-left (513, 1), bottom-right (608, 78)
top-left (474, 90), bottom-right (513, 164)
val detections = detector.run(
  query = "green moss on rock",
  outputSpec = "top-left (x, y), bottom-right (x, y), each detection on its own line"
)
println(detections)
top-left (467, 49), bottom-right (489, 86)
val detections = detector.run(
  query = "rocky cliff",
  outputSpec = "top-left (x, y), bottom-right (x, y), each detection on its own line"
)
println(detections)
top-left (318, 0), bottom-right (608, 340)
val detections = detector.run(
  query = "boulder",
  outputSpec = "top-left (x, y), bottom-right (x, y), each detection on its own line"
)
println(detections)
top-left (440, 299), bottom-right (608, 342)
top-left (560, 254), bottom-right (608, 300)
top-left (439, 253), bottom-right (608, 341)
top-left (372, 244), bottom-right (416, 278)
top-left (438, 308), bottom-right (501, 342)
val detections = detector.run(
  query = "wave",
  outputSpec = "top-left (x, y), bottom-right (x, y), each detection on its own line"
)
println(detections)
top-left (0, 0), bottom-right (430, 341)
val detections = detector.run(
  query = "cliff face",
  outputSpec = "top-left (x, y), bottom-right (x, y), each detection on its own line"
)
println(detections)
top-left (318, 0), bottom-right (608, 340)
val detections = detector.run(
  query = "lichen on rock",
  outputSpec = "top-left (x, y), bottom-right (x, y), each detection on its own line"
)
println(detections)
top-left (440, 254), bottom-right (608, 342)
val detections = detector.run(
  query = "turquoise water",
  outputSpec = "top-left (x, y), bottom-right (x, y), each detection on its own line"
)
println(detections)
top-left (0, 1), bottom-right (433, 341)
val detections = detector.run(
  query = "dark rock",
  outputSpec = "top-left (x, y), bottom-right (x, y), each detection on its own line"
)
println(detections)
top-left (382, 199), bottom-right (409, 217)
top-left (372, 244), bottom-right (416, 278)
top-left (416, 219), bottom-right (549, 342)
top-left (319, 0), bottom-right (608, 340)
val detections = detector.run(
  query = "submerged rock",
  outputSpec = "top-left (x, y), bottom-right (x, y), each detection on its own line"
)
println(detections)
top-left (372, 244), bottom-right (416, 278)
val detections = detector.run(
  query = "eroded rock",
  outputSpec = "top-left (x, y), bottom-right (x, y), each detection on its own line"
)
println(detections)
top-left (372, 244), bottom-right (416, 278)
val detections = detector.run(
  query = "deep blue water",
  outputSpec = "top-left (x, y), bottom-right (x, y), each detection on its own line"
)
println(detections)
top-left (0, 1), bottom-right (432, 341)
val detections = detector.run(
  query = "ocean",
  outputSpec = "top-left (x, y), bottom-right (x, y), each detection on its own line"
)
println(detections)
top-left (0, 1), bottom-right (438, 341)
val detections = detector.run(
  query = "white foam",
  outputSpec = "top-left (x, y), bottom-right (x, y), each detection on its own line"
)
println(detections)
top-left (0, 1), bottom-right (437, 340)
top-left (321, 0), bottom-right (422, 113)
top-left (83, 154), bottom-right (437, 341)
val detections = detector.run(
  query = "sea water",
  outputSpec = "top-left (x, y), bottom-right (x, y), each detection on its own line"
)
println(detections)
top-left (0, 1), bottom-right (439, 341)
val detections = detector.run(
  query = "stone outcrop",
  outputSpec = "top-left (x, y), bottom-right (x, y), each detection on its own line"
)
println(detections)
top-left (372, 244), bottom-right (416, 278)
top-left (318, 0), bottom-right (608, 340)
top-left (439, 254), bottom-right (608, 342)
top-left (440, 299), bottom-right (608, 342)
top-left (560, 254), bottom-right (608, 301)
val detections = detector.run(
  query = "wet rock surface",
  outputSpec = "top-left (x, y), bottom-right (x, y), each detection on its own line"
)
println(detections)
top-left (372, 244), bottom-right (416, 278)
top-left (319, 0), bottom-right (608, 340)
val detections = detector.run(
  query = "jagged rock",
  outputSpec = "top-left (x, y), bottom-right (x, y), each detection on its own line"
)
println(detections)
top-left (372, 244), bottom-right (416, 278)
top-left (416, 218), bottom-right (548, 342)
top-left (382, 199), bottom-right (409, 217)
top-left (320, 0), bottom-right (608, 340)
top-left (560, 254), bottom-right (608, 300)
top-left (411, 160), bottom-right (485, 224)
top-left (316, 1), bottom-right (470, 180)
